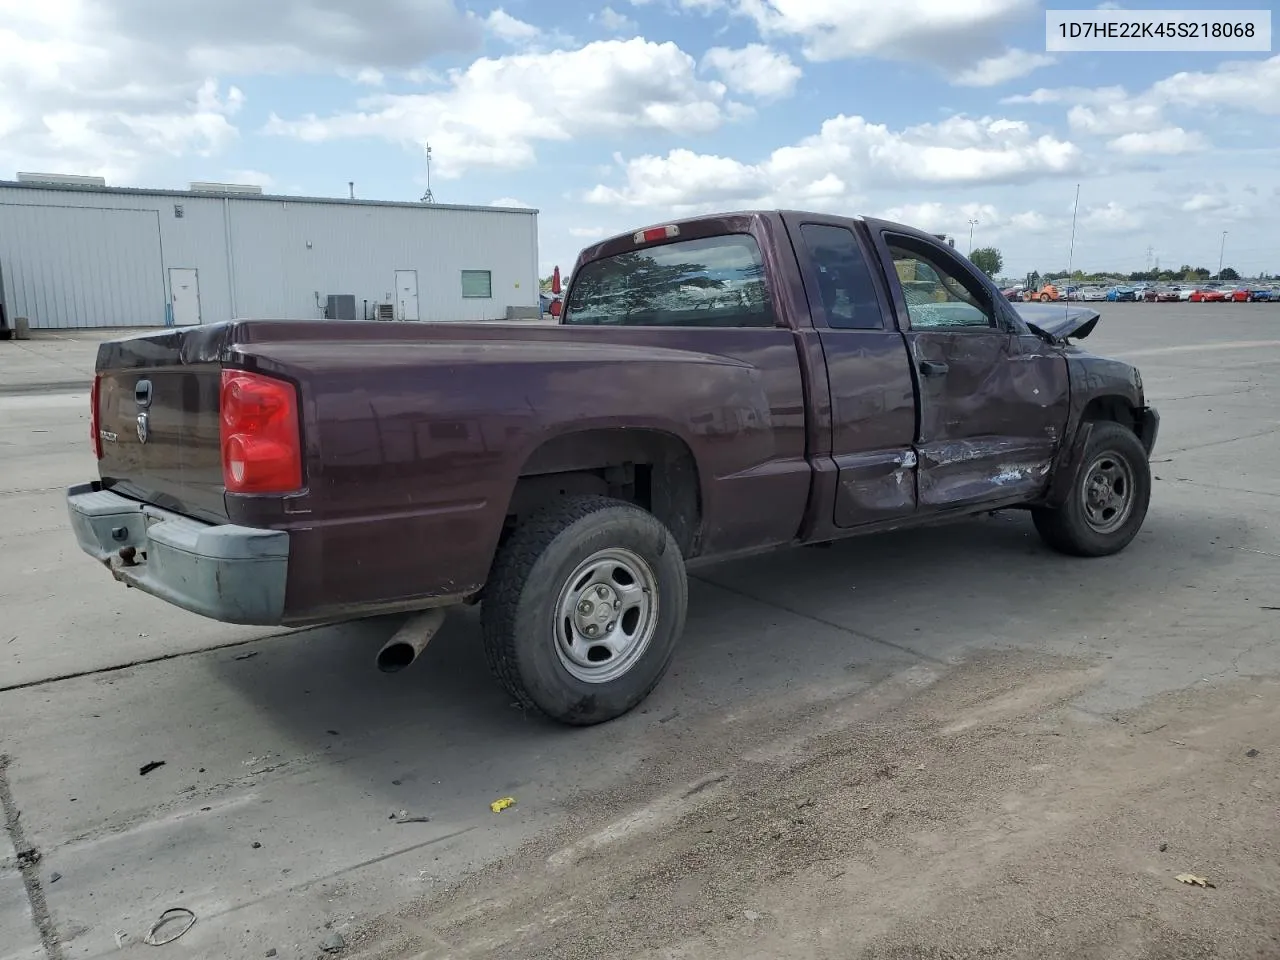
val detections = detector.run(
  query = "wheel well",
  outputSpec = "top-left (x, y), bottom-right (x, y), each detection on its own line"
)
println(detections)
top-left (505, 429), bottom-right (702, 557)
top-left (1081, 396), bottom-right (1138, 433)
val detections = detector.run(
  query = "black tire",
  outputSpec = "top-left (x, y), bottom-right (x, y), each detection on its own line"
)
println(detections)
top-left (1032, 421), bottom-right (1151, 558)
top-left (481, 494), bottom-right (688, 725)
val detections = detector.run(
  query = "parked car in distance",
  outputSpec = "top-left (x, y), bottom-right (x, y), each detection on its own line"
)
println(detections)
top-left (1001, 286), bottom-right (1023, 302)
top-left (1156, 287), bottom-right (1182, 302)
top-left (1189, 288), bottom-right (1227, 303)
top-left (1080, 287), bottom-right (1107, 302)
top-left (1249, 286), bottom-right (1279, 302)
top-left (66, 210), bottom-right (1161, 725)
top-left (1106, 286), bottom-right (1137, 302)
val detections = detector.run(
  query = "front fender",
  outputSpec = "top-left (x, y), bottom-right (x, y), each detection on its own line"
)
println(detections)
top-left (1041, 352), bottom-right (1154, 508)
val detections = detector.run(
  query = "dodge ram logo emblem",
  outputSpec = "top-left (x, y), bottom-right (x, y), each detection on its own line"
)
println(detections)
top-left (136, 412), bottom-right (150, 444)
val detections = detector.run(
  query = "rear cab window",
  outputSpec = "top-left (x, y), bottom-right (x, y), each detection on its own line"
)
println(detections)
top-left (563, 234), bottom-right (775, 328)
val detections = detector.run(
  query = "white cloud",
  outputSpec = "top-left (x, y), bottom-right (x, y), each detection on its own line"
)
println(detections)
top-left (593, 6), bottom-right (638, 32)
top-left (1182, 193), bottom-right (1226, 213)
top-left (267, 39), bottom-right (739, 177)
top-left (351, 67), bottom-right (386, 86)
top-left (1002, 85), bottom-right (1127, 106)
top-left (585, 113), bottom-right (1082, 211)
top-left (1067, 102), bottom-right (1165, 136)
top-left (1081, 201), bottom-right (1142, 233)
top-left (876, 201), bottom-right (1002, 233)
top-left (569, 226), bottom-right (609, 238)
top-left (702, 44), bottom-right (801, 100)
top-left (952, 49), bottom-right (1055, 87)
top-left (225, 168), bottom-right (275, 189)
top-left (0, 0), bottom-right (480, 182)
top-left (1006, 55), bottom-right (1280, 138)
top-left (1108, 128), bottom-right (1207, 155)
top-left (490, 196), bottom-right (533, 207)
top-left (111, 0), bottom-right (480, 74)
top-left (731, 0), bottom-right (1038, 68)
top-left (1149, 55), bottom-right (1280, 115)
top-left (484, 8), bottom-right (542, 44)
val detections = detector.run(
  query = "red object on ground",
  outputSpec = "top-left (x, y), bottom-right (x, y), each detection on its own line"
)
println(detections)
top-left (551, 266), bottom-right (562, 295)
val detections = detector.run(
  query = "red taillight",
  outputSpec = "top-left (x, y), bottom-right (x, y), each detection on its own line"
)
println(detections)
top-left (219, 369), bottom-right (302, 494)
top-left (90, 374), bottom-right (103, 460)
top-left (633, 224), bottom-right (680, 245)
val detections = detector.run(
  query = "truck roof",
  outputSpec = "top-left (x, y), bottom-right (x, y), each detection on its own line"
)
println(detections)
top-left (596, 209), bottom-right (869, 247)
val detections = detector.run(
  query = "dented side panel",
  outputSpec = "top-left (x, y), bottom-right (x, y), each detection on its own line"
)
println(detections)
top-left (918, 439), bottom-right (1053, 506)
top-left (832, 449), bottom-right (917, 527)
top-left (911, 331), bottom-right (1069, 510)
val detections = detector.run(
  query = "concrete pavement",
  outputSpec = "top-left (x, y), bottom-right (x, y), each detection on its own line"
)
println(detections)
top-left (1, 304), bottom-right (1279, 958)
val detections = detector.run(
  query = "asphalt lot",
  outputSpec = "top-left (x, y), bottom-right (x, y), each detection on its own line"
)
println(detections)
top-left (2, 303), bottom-right (1279, 959)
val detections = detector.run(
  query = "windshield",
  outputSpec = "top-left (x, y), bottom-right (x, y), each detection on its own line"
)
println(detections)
top-left (562, 234), bottom-right (774, 327)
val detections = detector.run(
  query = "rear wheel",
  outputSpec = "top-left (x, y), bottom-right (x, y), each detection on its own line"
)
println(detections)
top-left (1039, 293), bottom-right (1051, 302)
top-left (1032, 422), bottom-right (1151, 557)
top-left (481, 494), bottom-right (688, 725)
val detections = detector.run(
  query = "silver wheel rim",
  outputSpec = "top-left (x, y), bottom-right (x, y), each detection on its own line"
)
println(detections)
top-left (553, 547), bottom-right (658, 684)
top-left (1080, 450), bottom-right (1136, 535)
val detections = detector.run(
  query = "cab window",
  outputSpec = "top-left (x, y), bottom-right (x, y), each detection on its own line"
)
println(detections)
top-left (886, 236), bottom-right (995, 331)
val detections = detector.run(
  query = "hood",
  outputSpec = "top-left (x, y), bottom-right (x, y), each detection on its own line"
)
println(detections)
top-left (1012, 302), bottom-right (1100, 341)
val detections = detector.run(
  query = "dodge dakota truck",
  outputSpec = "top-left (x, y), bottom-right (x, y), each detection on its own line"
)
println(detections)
top-left (67, 210), bottom-right (1159, 725)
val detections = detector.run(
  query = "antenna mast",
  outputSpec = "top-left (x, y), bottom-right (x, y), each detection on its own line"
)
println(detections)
top-left (421, 143), bottom-right (436, 204)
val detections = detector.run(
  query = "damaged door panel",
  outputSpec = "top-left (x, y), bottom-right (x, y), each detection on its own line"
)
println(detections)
top-left (874, 229), bottom-right (1070, 511)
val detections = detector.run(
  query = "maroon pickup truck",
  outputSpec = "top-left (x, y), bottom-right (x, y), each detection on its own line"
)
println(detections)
top-left (67, 210), bottom-right (1159, 725)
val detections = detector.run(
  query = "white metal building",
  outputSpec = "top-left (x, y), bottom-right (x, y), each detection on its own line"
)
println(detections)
top-left (0, 174), bottom-right (540, 329)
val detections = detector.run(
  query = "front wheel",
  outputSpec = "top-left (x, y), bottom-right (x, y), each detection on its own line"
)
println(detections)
top-left (481, 494), bottom-right (688, 725)
top-left (1032, 422), bottom-right (1152, 557)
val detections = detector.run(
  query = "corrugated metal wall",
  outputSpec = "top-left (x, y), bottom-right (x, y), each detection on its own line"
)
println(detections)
top-left (0, 202), bottom-right (168, 328)
top-left (0, 185), bottom-right (539, 329)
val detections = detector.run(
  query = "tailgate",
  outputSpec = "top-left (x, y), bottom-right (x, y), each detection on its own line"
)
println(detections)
top-left (95, 333), bottom-right (228, 522)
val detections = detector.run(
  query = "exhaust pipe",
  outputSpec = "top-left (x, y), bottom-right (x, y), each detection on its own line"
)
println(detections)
top-left (376, 608), bottom-right (448, 673)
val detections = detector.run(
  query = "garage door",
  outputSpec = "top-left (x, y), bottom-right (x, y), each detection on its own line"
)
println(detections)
top-left (0, 204), bottom-right (166, 329)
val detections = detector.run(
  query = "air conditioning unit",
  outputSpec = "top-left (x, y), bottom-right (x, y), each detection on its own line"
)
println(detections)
top-left (375, 303), bottom-right (395, 321)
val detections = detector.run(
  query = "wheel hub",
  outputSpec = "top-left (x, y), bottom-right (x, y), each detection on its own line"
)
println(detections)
top-left (554, 547), bottom-right (659, 685)
top-left (1080, 451), bottom-right (1135, 534)
top-left (574, 584), bottom-right (619, 637)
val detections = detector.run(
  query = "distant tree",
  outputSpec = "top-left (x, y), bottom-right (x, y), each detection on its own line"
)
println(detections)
top-left (1219, 266), bottom-right (1240, 281)
top-left (969, 247), bottom-right (1003, 277)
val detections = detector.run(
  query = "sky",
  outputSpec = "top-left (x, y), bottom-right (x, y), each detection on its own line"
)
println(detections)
top-left (2, 0), bottom-right (1278, 281)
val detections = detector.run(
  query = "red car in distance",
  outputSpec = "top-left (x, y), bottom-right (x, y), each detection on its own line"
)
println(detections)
top-left (1189, 288), bottom-right (1228, 303)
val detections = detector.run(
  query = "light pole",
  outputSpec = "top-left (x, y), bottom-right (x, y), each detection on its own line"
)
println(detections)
top-left (968, 219), bottom-right (979, 255)
top-left (1217, 231), bottom-right (1228, 280)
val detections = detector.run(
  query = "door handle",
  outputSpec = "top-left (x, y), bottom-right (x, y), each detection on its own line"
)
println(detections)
top-left (919, 360), bottom-right (949, 377)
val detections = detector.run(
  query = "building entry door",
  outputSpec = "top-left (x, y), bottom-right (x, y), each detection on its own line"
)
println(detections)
top-left (394, 270), bottom-right (420, 321)
top-left (169, 268), bottom-right (202, 326)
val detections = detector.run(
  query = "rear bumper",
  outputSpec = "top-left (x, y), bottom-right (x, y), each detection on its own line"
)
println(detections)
top-left (66, 482), bottom-right (289, 625)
